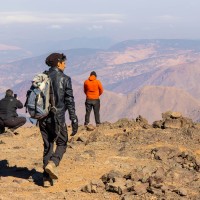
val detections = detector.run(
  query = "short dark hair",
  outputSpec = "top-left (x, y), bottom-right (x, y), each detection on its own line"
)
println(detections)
top-left (90, 71), bottom-right (97, 77)
top-left (5, 89), bottom-right (13, 97)
top-left (45, 53), bottom-right (67, 67)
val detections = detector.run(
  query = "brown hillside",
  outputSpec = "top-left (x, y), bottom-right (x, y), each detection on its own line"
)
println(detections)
top-left (0, 115), bottom-right (200, 199)
top-left (14, 84), bottom-right (200, 125)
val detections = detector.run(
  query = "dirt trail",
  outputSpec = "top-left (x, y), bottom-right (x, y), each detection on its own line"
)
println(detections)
top-left (0, 118), bottom-right (200, 199)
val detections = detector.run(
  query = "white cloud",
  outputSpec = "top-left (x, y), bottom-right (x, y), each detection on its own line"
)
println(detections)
top-left (0, 12), bottom-right (123, 25)
top-left (49, 25), bottom-right (62, 29)
top-left (0, 44), bottom-right (21, 50)
top-left (98, 19), bottom-right (122, 24)
top-left (88, 25), bottom-right (103, 31)
top-left (155, 15), bottom-right (180, 23)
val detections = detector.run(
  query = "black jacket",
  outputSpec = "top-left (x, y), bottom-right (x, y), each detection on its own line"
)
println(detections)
top-left (48, 67), bottom-right (77, 123)
top-left (0, 96), bottom-right (23, 120)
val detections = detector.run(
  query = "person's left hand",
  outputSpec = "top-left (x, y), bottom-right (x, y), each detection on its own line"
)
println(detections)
top-left (71, 116), bottom-right (78, 136)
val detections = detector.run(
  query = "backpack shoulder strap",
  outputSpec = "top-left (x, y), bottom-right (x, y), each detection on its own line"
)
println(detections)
top-left (43, 70), bottom-right (56, 111)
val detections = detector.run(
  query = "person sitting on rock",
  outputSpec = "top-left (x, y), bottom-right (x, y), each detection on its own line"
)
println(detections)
top-left (0, 89), bottom-right (26, 134)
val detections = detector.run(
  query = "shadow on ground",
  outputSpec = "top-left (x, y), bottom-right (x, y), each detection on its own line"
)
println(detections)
top-left (0, 159), bottom-right (43, 186)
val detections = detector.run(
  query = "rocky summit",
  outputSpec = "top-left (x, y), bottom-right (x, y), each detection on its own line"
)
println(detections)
top-left (0, 112), bottom-right (200, 200)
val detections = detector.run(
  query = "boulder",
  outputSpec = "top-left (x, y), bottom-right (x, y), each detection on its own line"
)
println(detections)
top-left (163, 118), bottom-right (182, 129)
top-left (133, 182), bottom-right (148, 195)
top-left (86, 124), bottom-right (96, 131)
top-left (162, 111), bottom-right (173, 120)
top-left (170, 112), bottom-right (182, 119)
top-left (136, 115), bottom-right (151, 129)
top-left (152, 120), bottom-right (163, 128)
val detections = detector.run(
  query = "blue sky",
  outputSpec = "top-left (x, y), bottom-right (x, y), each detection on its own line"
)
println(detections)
top-left (0, 0), bottom-right (200, 46)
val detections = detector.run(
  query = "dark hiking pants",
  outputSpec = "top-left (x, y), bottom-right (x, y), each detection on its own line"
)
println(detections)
top-left (39, 114), bottom-right (68, 170)
top-left (3, 117), bottom-right (26, 130)
top-left (0, 119), bottom-right (5, 134)
top-left (84, 99), bottom-right (100, 125)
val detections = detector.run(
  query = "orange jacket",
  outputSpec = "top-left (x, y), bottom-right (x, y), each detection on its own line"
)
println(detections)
top-left (84, 75), bottom-right (103, 99)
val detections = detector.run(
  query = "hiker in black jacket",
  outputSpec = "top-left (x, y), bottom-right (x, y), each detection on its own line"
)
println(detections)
top-left (39, 53), bottom-right (78, 187)
top-left (0, 89), bottom-right (26, 134)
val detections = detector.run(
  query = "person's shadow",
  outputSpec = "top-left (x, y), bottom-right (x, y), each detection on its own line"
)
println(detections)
top-left (0, 159), bottom-right (43, 186)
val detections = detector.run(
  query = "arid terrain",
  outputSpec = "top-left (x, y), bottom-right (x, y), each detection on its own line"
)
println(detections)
top-left (1, 111), bottom-right (200, 200)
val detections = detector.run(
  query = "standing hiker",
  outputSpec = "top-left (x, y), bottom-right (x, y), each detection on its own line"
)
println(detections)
top-left (84, 71), bottom-right (103, 126)
top-left (0, 89), bottom-right (26, 134)
top-left (40, 53), bottom-right (78, 187)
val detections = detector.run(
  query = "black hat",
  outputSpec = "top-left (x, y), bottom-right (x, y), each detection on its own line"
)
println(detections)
top-left (45, 53), bottom-right (66, 67)
top-left (90, 71), bottom-right (97, 77)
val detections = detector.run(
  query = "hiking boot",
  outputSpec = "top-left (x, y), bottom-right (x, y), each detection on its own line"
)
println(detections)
top-left (45, 161), bottom-right (58, 179)
top-left (43, 176), bottom-right (54, 187)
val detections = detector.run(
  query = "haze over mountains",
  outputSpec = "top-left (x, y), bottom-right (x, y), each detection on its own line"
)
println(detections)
top-left (0, 37), bottom-right (115, 64)
top-left (1, 39), bottom-right (200, 123)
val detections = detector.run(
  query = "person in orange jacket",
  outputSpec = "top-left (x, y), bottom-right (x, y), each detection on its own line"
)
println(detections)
top-left (84, 71), bottom-right (103, 126)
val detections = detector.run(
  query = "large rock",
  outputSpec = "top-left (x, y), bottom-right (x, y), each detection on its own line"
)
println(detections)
top-left (152, 120), bottom-right (164, 128)
top-left (159, 111), bottom-right (194, 129)
top-left (136, 115), bottom-right (151, 129)
top-left (133, 182), bottom-right (148, 195)
top-left (163, 118), bottom-right (182, 129)
top-left (170, 112), bottom-right (182, 119)
top-left (162, 111), bottom-right (173, 120)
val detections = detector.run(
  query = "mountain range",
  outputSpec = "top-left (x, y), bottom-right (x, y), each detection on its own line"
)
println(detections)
top-left (1, 39), bottom-right (200, 123)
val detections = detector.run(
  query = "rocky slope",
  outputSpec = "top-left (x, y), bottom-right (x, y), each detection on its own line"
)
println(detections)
top-left (0, 112), bottom-right (200, 199)
top-left (12, 83), bottom-right (200, 124)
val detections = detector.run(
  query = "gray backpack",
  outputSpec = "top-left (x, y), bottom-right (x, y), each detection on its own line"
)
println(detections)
top-left (25, 72), bottom-right (52, 119)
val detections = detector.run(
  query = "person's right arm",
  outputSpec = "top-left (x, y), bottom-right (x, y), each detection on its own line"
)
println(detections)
top-left (64, 77), bottom-right (78, 136)
top-left (16, 100), bottom-right (23, 109)
top-left (64, 77), bottom-right (77, 120)
top-left (98, 80), bottom-right (104, 96)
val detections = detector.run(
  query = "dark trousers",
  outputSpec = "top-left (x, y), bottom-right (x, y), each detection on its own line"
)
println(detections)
top-left (0, 119), bottom-right (4, 134)
top-left (39, 114), bottom-right (68, 169)
top-left (0, 117), bottom-right (26, 133)
top-left (84, 99), bottom-right (100, 125)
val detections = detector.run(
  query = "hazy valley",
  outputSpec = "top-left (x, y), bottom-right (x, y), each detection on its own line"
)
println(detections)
top-left (1, 39), bottom-right (200, 123)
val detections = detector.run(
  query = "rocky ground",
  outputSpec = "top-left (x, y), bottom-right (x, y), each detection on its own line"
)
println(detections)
top-left (0, 111), bottom-right (200, 200)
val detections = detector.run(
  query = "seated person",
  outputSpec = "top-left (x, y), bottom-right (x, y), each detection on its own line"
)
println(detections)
top-left (0, 89), bottom-right (26, 134)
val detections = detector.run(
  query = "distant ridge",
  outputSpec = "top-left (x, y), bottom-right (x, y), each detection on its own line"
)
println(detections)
top-left (109, 39), bottom-right (200, 51)
top-left (1, 39), bottom-right (200, 123)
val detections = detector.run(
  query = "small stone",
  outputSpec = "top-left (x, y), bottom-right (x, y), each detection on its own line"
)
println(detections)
top-left (81, 184), bottom-right (92, 193)
top-left (133, 183), bottom-right (148, 195)
top-left (77, 136), bottom-right (87, 143)
top-left (125, 179), bottom-right (134, 189)
top-left (91, 184), bottom-right (97, 193)
top-left (86, 125), bottom-right (96, 131)
top-left (121, 193), bottom-right (135, 200)
top-left (162, 111), bottom-right (172, 120)
top-left (0, 140), bottom-right (5, 144)
top-left (171, 112), bottom-right (182, 119)
top-left (173, 188), bottom-right (188, 196)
